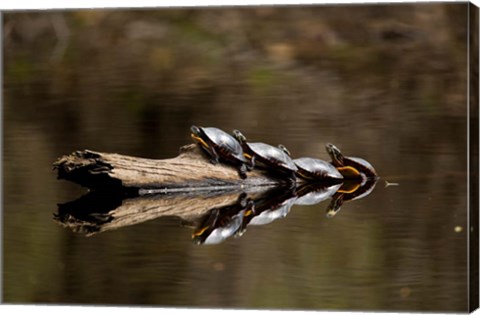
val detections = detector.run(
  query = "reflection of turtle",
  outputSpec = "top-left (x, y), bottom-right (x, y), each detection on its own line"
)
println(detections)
top-left (238, 186), bottom-right (297, 233)
top-left (190, 126), bottom-right (250, 179)
top-left (192, 193), bottom-right (254, 245)
top-left (294, 182), bottom-right (342, 206)
top-left (325, 178), bottom-right (378, 218)
top-left (249, 196), bottom-right (296, 226)
top-left (233, 130), bottom-right (297, 181)
top-left (325, 143), bottom-right (377, 180)
top-left (294, 157), bottom-right (343, 182)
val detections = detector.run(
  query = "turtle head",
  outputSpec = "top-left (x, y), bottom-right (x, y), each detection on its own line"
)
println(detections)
top-left (192, 237), bottom-right (202, 245)
top-left (233, 129), bottom-right (247, 144)
top-left (326, 143), bottom-right (344, 166)
top-left (278, 144), bottom-right (291, 157)
top-left (190, 125), bottom-right (202, 136)
top-left (191, 125), bottom-right (209, 147)
top-left (326, 194), bottom-right (344, 218)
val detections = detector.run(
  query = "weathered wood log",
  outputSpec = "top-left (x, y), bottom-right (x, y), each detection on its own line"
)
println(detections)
top-left (54, 186), bottom-right (279, 236)
top-left (53, 144), bottom-right (285, 194)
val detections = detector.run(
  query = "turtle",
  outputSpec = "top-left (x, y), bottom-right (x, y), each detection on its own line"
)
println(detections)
top-left (325, 178), bottom-right (378, 218)
top-left (248, 194), bottom-right (296, 226)
top-left (294, 182), bottom-right (343, 206)
top-left (294, 157), bottom-right (344, 182)
top-left (232, 130), bottom-right (297, 181)
top-left (325, 143), bottom-right (378, 180)
top-left (237, 186), bottom-right (297, 234)
top-left (192, 193), bottom-right (254, 245)
top-left (190, 126), bottom-right (250, 179)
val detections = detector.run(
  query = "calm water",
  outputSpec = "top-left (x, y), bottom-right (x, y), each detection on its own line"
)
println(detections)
top-left (3, 4), bottom-right (471, 312)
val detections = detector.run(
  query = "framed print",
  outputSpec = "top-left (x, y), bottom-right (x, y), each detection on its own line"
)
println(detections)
top-left (3, 1), bottom-right (479, 313)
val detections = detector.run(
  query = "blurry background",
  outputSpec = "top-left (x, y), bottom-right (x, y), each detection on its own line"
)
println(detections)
top-left (3, 3), bottom-right (470, 311)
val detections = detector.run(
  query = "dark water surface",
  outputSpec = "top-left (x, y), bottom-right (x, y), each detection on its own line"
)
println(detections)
top-left (3, 3), bottom-right (470, 312)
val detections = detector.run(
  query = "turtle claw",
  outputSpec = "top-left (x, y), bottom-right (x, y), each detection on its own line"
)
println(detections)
top-left (246, 156), bottom-right (255, 171)
top-left (238, 164), bottom-right (248, 179)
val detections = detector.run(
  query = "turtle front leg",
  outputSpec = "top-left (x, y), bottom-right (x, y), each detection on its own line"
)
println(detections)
top-left (246, 155), bottom-right (255, 171)
top-left (210, 156), bottom-right (220, 165)
top-left (200, 144), bottom-right (220, 165)
top-left (238, 163), bottom-right (248, 179)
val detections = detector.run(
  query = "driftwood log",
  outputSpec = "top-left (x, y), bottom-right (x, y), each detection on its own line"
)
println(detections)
top-left (53, 144), bottom-right (295, 237)
top-left (53, 144), bottom-right (286, 195)
top-left (52, 144), bottom-right (366, 238)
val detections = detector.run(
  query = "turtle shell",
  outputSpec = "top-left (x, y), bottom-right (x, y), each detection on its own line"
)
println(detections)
top-left (344, 178), bottom-right (377, 202)
top-left (294, 157), bottom-right (343, 181)
top-left (193, 194), bottom-right (252, 245)
top-left (294, 183), bottom-right (342, 206)
top-left (246, 142), bottom-right (297, 172)
top-left (345, 157), bottom-right (377, 178)
top-left (248, 197), bottom-right (296, 226)
top-left (200, 127), bottom-right (247, 163)
top-left (326, 178), bottom-right (378, 218)
top-left (201, 210), bottom-right (246, 245)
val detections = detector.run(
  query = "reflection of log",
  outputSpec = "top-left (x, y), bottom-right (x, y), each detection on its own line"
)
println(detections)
top-left (54, 186), bottom-right (274, 236)
top-left (55, 191), bottom-right (241, 236)
top-left (53, 144), bottom-right (282, 194)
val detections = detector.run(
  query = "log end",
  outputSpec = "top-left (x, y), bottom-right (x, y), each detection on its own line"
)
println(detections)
top-left (53, 150), bottom-right (127, 192)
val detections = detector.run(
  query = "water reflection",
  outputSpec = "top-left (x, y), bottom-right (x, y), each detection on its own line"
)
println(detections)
top-left (55, 178), bottom-right (378, 244)
top-left (325, 179), bottom-right (378, 218)
top-left (294, 183), bottom-right (343, 206)
top-left (193, 193), bottom-right (253, 245)
top-left (242, 185), bottom-right (297, 228)
top-left (55, 191), bottom-right (119, 234)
